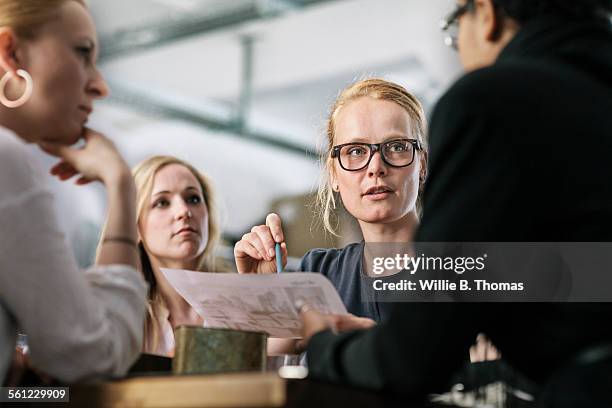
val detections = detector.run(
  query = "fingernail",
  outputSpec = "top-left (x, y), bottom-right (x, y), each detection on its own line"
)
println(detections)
top-left (268, 248), bottom-right (275, 257)
top-left (276, 235), bottom-right (281, 242)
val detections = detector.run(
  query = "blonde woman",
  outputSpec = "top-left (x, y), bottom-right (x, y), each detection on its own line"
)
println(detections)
top-left (235, 78), bottom-right (428, 322)
top-left (132, 156), bottom-right (221, 356)
top-left (0, 0), bottom-right (146, 383)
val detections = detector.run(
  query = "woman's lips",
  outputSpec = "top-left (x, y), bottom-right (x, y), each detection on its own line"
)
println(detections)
top-left (363, 186), bottom-right (394, 201)
top-left (79, 105), bottom-right (92, 115)
top-left (176, 230), bottom-right (197, 236)
top-left (78, 106), bottom-right (91, 124)
top-left (174, 227), bottom-right (198, 237)
top-left (364, 191), bottom-right (391, 201)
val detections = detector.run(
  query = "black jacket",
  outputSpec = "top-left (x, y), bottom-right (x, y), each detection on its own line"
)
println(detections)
top-left (306, 17), bottom-right (612, 398)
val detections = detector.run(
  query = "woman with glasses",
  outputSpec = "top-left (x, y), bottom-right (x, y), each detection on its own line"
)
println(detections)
top-left (234, 78), bottom-right (427, 323)
top-left (234, 78), bottom-right (499, 358)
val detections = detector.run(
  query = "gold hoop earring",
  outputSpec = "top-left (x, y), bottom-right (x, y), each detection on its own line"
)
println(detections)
top-left (0, 69), bottom-right (33, 108)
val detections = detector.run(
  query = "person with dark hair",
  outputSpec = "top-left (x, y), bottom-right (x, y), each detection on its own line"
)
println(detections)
top-left (483, 0), bottom-right (611, 23)
top-left (298, 0), bottom-right (612, 405)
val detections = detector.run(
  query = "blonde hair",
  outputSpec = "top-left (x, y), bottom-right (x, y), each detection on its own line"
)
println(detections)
top-left (132, 156), bottom-right (221, 353)
top-left (316, 78), bottom-right (429, 236)
top-left (0, 0), bottom-right (86, 39)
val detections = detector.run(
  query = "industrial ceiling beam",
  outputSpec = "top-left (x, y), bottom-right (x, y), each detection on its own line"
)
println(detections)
top-left (99, 0), bottom-right (341, 61)
top-left (107, 82), bottom-right (319, 158)
top-left (234, 35), bottom-right (256, 131)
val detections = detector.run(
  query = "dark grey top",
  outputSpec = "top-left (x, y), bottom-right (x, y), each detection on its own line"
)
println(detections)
top-left (298, 242), bottom-right (390, 322)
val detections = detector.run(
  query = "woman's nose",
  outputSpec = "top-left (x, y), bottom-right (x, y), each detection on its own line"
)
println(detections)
top-left (367, 151), bottom-right (388, 177)
top-left (87, 68), bottom-right (109, 99)
top-left (174, 202), bottom-right (192, 220)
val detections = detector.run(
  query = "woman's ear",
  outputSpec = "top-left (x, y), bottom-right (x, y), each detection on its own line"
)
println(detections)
top-left (136, 223), bottom-right (144, 246)
top-left (329, 160), bottom-right (339, 192)
top-left (330, 172), bottom-right (340, 192)
top-left (474, 0), bottom-right (501, 42)
top-left (0, 28), bottom-right (21, 75)
top-left (419, 151), bottom-right (428, 183)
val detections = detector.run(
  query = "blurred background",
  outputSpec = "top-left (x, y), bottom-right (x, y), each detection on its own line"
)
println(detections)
top-left (39, 0), bottom-right (463, 269)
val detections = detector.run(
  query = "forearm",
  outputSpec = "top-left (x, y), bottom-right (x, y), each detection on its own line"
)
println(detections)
top-left (307, 329), bottom-right (385, 390)
top-left (0, 189), bottom-right (147, 382)
top-left (32, 265), bottom-right (147, 382)
top-left (306, 304), bottom-right (476, 396)
top-left (97, 170), bottom-right (140, 269)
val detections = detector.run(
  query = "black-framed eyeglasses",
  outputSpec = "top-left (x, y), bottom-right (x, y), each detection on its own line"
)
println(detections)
top-left (440, 0), bottom-right (474, 50)
top-left (331, 139), bottom-right (423, 172)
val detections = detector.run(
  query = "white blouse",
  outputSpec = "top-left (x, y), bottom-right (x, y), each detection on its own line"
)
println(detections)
top-left (0, 127), bottom-right (148, 383)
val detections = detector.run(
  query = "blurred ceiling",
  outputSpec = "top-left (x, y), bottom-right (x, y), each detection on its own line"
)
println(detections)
top-left (57, 0), bottom-right (462, 244)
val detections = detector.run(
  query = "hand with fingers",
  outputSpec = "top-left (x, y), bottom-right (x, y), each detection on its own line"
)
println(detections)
top-left (39, 128), bottom-right (139, 269)
top-left (469, 333), bottom-right (501, 362)
top-left (326, 313), bottom-right (376, 332)
top-left (295, 305), bottom-right (331, 353)
top-left (40, 128), bottom-right (131, 186)
top-left (295, 303), bottom-right (377, 352)
top-left (234, 213), bottom-right (288, 273)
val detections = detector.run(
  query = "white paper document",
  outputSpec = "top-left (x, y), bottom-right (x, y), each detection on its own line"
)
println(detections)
top-left (161, 269), bottom-right (348, 338)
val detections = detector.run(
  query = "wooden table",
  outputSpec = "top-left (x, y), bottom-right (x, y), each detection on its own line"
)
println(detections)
top-left (68, 372), bottom-right (286, 408)
top-left (10, 354), bottom-right (424, 408)
top-left (61, 372), bottom-right (416, 408)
